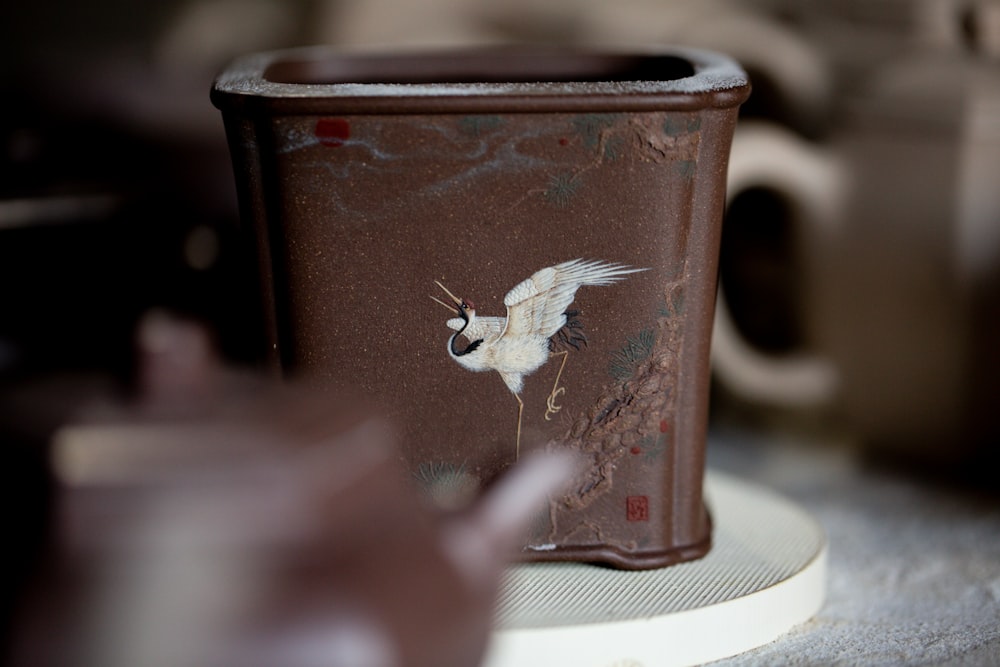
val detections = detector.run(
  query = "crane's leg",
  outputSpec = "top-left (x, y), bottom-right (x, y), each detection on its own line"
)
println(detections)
top-left (545, 351), bottom-right (570, 421)
top-left (514, 393), bottom-right (524, 461)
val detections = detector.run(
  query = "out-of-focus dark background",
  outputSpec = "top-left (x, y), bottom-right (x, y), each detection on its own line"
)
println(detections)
top-left (2, 0), bottom-right (999, 664)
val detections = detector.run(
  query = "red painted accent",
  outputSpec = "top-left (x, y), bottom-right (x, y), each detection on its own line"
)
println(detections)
top-left (630, 446), bottom-right (641, 455)
top-left (315, 118), bottom-right (351, 147)
top-left (626, 496), bottom-right (649, 522)
top-left (659, 419), bottom-right (669, 433)
top-left (558, 137), bottom-right (569, 146)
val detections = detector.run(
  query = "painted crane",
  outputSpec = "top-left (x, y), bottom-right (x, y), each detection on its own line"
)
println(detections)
top-left (433, 259), bottom-right (646, 459)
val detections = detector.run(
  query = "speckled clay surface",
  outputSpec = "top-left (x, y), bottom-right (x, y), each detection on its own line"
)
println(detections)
top-left (213, 47), bottom-right (749, 569)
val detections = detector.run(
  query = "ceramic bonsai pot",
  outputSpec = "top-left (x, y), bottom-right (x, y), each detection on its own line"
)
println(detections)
top-left (212, 46), bottom-right (749, 570)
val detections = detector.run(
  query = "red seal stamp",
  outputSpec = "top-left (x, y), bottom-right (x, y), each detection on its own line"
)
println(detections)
top-left (626, 495), bottom-right (649, 522)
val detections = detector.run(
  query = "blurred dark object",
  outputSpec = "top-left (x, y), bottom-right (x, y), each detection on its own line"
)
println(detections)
top-left (0, 185), bottom-right (264, 378)
top-left (0, 0), bottom-right (332, 381)
top-left (4, 313), bottom-right (570, 667)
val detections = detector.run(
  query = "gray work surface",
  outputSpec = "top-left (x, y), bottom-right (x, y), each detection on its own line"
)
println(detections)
top-left (706, 427), bottom-right (1000, 666)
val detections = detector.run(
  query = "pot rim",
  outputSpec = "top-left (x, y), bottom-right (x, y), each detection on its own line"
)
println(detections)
top-left (211, 45), bottom-right (751, 115)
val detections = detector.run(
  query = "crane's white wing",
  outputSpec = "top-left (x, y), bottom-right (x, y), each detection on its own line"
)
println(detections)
top-left (501, 259), bottom-right (646, 340)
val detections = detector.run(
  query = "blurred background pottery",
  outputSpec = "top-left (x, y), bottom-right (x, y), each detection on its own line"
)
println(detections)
top-left (6, 314), bottom-right (571, 667)
top-left (710, 2), bottom-right (1000, 466)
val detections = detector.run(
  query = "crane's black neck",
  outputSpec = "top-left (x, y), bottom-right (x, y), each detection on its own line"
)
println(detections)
top-left (451, 334), bottom-right (482, 356)
top-left (449, 312), bottom-right (483, 357)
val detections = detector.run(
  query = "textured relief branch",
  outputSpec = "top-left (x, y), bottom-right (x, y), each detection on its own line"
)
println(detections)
top-left (544, 278), bottom-right (686, 543)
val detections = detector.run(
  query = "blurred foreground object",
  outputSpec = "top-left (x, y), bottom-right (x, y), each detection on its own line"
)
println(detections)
top-left (7, 313), bottom-right (571, 667)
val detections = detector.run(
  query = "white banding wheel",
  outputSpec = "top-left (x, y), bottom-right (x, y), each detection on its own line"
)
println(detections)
top-left (484, 470), bottom-right (826, 667)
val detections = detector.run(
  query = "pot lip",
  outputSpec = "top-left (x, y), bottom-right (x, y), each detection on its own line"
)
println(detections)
top-left (211, 45), bottom-right (751, 115)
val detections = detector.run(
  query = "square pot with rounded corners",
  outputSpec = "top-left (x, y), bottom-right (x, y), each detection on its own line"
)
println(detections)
top-left (212, 46), bottom-right (750, 569)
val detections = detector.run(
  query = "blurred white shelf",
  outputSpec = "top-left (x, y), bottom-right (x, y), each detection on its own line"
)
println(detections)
top-left (483, 470), bottom-right (827, 667)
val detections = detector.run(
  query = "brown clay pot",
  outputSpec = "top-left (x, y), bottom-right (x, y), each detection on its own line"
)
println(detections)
top-left (212, 46), bottom-right (749, 569)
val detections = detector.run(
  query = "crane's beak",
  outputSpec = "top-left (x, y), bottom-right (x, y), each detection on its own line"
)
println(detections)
top-left (432, 280), bottom-right (462, 313)
top-left (430, 295), bottom-right (459, 314)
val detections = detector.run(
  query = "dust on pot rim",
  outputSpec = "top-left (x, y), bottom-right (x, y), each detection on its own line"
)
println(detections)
top-left (211, 46), bottom-right (751, 115)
